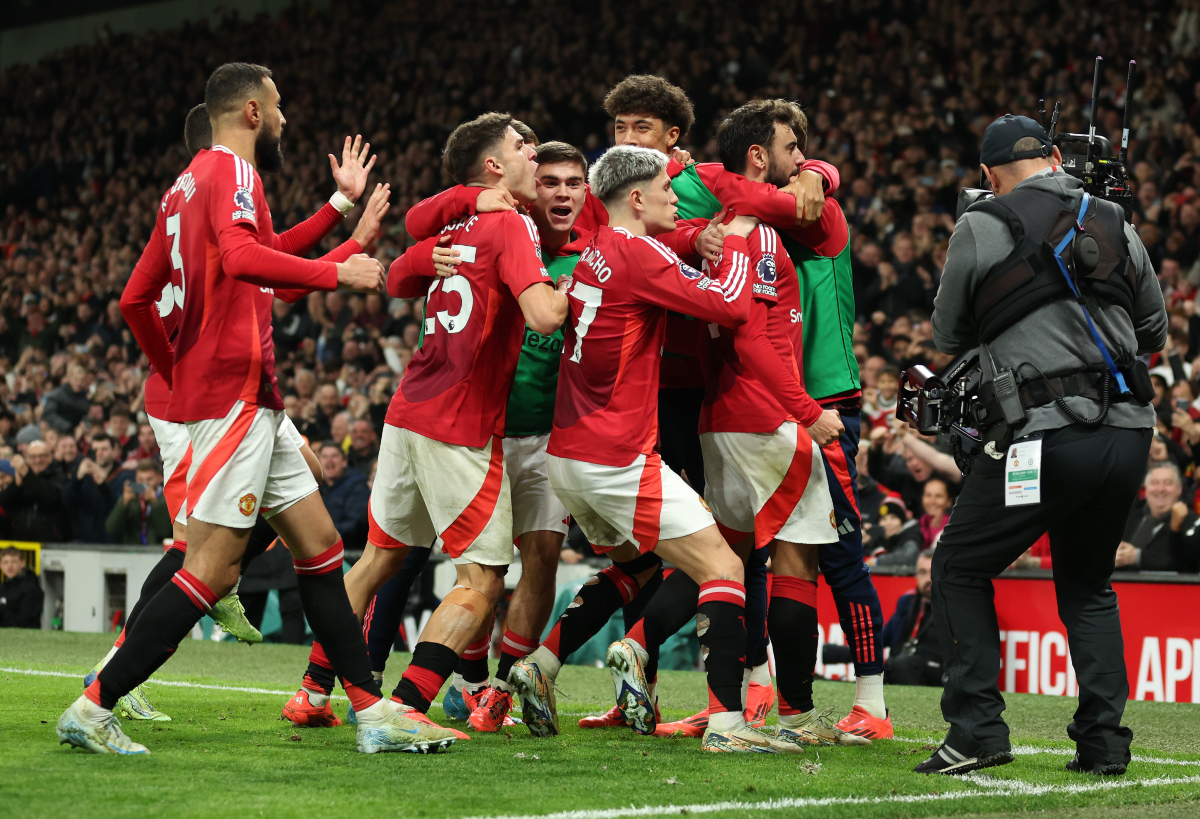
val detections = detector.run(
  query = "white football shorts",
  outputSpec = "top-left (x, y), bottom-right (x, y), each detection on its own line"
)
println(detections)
top-left (504, 433), bottom-right (569, 540)
top-left (368, 425), bottom-right (514, 566)
top-left (185, 401), bottom-right (318, 529)
top-left (546, 451), bottom-right (713, 553)
top-left (701, 420), bottom-right (838, 548)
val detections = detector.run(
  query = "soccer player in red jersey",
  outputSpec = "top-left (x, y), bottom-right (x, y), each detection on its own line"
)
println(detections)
top-left (295, 113), bottom-right (569, 739)
top-left (683, 101), bottom-right (869, 748)
top-left (81, 102), bottom-right (388, 724)
top-left (588, 76), bottom-right (812, 731)
top-left (55, 63), bottom-right (454, 756)
top-left (507, 145), bottom-right (793, 754)
top-left (664, 103), bottom-right (893, 740)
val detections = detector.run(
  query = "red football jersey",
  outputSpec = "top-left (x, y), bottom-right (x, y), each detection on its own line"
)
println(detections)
top-left (548, 226), bottom-right (751, 468)
top-left (126, 148), bottom-right (353, 422)
top-left (149, 146), bottom-right (338, 422)
top-left (700, 224), bottom-right (823, 434)
top-left (385, 210), bottom-right (551, 447)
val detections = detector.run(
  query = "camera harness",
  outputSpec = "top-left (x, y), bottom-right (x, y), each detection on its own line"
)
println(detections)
top-left (899, 186), bottom-right (1154, 473)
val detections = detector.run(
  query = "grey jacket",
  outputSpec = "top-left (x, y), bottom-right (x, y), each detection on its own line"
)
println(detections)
top-left (932, 168), bottom-right (1167, 438)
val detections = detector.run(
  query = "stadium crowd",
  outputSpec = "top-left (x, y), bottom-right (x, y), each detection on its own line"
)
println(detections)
top-left (1, 0), bottom-right (1199, 582)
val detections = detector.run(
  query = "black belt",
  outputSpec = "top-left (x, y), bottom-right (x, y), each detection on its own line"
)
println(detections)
top-left (1017, 371), bottom-right (1107, 408)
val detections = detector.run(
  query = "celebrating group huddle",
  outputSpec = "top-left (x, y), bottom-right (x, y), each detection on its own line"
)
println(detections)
top-left (55, 62), bottom-right (894, 758)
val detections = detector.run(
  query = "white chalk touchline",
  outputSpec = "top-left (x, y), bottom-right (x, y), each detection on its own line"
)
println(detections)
top-left (460, 774), bottom-right (1200, 819)
top-left (889, 734), bottom-right (1200, 768)
top-left (1, 666), bottom-right (598, 715)
top-left (8, 666), bottom-right (1199, 766)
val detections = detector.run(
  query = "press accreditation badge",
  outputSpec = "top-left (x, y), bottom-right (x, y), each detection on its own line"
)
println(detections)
top-left (1005, 439), bottom-right (1042, 506)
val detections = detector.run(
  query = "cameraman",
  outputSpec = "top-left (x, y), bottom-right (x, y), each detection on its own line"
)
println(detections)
top-left (917, 115), bottom-right (1167, 777)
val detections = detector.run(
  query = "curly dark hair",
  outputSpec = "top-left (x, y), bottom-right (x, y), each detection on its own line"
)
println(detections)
top-left (603, 75), bottom-right (695, 136)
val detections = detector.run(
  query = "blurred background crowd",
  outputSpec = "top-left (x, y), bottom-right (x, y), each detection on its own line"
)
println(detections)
top-left (1, 0), bottom-right (1199, 584)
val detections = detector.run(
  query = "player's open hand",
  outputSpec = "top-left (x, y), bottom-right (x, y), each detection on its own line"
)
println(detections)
top-left (476, 188), bottom-right (518, 213)
top-left (783, 169), bottom-right (826, 227)
top-left (806, 408), bottom-right (845, 447)
top-left (329, 135), bottom-right (377, 204)
top-left (337, 253), bottom-right (386, 293)
top-left (432, 234), bottom-right (462, 278)
top-left (351, 183), bottom-right (391, 249)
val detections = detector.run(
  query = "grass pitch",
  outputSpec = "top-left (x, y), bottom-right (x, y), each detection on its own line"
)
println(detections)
top-left (3, 631), bottom-right (1200, 819)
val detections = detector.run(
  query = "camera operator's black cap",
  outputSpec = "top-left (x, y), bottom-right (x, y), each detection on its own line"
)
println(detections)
top-left (980, 114), bottom-right (1053, 167)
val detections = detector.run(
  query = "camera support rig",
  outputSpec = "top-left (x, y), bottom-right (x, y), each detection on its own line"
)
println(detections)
top-left (957, 57), bottom-right (1138, 223)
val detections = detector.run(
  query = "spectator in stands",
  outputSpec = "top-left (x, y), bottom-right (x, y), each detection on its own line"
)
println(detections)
top-left (347, 419), bottom-right (378, 474)
top-left (0, 546), bottom-right (43, 628)
top-left (1116, 462), bottom-right (1200, 572)
top-left (105, 459), bottom-right (170, 545)
top-left (881, 550), bottom-right (942, 686)
top-left (303, 385), bottom-right (342, 441)
top-left (918, 478), bottom-right (953, 549)
top-left (63, 433), bottom-right (124, 543)
top-left (317, 441), bottom-right (370, 550)
top-left (0, 441), bottom-right (70, 541)
top-left (867, 497), bottom-right (923, 569)
top-left (868, 420), bottom-right (960, 515)
top-left (125, 422), bottom-right (160, 464)
top-left (54, 434), bottom-right (79, 474)
top-left (863, 364), bottom-right (900, 433)
top-left (42, 363), bottom-right (92, 434)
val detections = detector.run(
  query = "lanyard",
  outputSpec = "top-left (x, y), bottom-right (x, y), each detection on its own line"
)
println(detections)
top-left (1049, 193), bottom-right (1130, 395)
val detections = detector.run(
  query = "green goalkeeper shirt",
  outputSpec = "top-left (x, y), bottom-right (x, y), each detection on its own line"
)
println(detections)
top-left (503, 244), bottom-right (581, 437)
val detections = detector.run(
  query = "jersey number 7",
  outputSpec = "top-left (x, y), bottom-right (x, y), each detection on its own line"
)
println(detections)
top-left (568, 281), bottom-right (602, 364)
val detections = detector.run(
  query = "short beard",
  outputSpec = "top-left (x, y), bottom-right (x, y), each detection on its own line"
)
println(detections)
top-left (765, 157), bottom-right (795, 189)
top-left (255, 130), bottom-right (284, 175)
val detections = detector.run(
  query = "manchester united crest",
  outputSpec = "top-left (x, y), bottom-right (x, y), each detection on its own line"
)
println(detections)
top-left (239, 493), bottom-right (257, 516)
top-left (830, 510), bottom-right (837, 529)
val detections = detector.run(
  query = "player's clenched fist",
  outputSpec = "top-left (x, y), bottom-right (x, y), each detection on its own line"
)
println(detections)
top-left (336, 253), bottom-right (386, 292)
top-left (806, 408), bottom-right (845, 447)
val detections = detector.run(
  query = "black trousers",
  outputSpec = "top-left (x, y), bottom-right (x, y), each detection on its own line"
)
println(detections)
top-left (242, 588), bottom-right (306, 645)
top-left (886, 651), bottom-right (943, 687)
top-left (933, 423), bottom-right (1149, 765)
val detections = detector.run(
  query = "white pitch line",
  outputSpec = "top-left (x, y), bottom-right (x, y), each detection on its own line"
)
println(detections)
top-left (889, 735), bottom-right (1200, 768)
top-left (9, 667), bottom-right (1197, 766)
top-left (460, 774), bottom-right (1200, 819)
top-left (1, 665), bottom-right (594, 715)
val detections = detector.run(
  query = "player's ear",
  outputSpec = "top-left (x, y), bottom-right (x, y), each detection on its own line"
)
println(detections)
top-left (629, 186), bottom-right (644, 214)
top-left (749, 145), bottom-right (767, 172)
top-left (245, 97), bottom-right (260, 130)
top-left (665, 126), bottom-right (680, 149)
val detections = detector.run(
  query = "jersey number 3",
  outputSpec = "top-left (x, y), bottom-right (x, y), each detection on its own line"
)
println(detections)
top-left (157, 213), bottom-right (186, 317)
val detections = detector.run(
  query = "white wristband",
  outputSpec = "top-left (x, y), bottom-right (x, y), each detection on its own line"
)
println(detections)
top-left (330, 191), bottom-right (354, 214)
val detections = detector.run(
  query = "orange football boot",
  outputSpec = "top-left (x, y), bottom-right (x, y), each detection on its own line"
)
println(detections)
top-left (281, 689), bottom-right (342, 727)
top-left (836, 705), bottom-right (894, 740)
